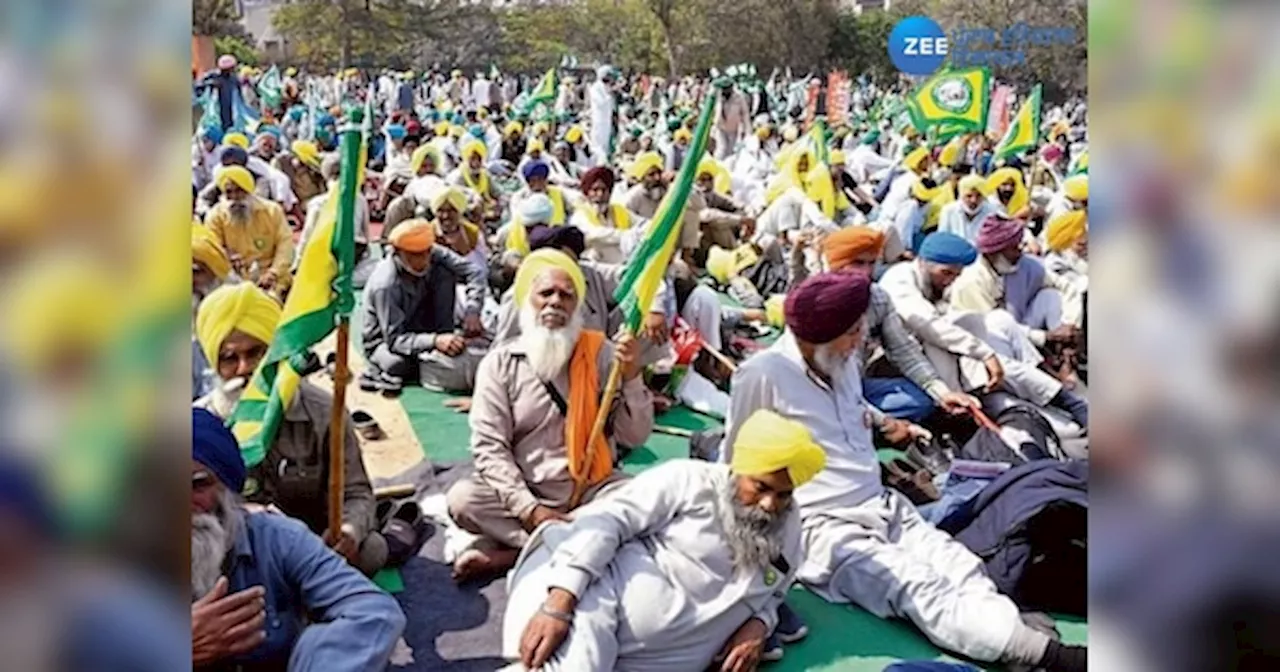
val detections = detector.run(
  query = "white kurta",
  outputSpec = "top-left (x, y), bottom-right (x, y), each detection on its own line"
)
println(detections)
top-left (503, 460), bottom-right (800, 672)
top-left (588, 81), bottom-right (615, 166)
top-left (722, 331), bottom-right (1024, 664)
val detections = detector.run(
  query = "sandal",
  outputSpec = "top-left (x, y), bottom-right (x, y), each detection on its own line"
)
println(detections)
top-left (352, 410), bottom-right (385, 441)
top-left (383, 500), bottom-right (427, 567)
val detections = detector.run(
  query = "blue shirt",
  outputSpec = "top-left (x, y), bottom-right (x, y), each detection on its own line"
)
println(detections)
top-left (210, 512), bottom-right (405, 672)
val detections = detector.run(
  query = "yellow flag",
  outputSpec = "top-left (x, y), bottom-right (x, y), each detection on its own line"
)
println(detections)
top-left (906, 67), bottom-right (991, 133)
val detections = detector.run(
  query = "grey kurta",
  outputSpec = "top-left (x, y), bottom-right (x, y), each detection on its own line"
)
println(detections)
top-left (502, 460), bottom-right (801, 671)
top-left (446, 335), bottom-right (654, 549)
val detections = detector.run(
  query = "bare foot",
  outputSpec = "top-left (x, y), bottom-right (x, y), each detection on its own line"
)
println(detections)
top-left (443, 397), bottom-right (473, 413)
top-left (451, 547), bottom-right (519, 583)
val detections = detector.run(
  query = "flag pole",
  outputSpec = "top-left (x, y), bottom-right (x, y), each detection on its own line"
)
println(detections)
top-left (326, 116), bottom-right (363, 542)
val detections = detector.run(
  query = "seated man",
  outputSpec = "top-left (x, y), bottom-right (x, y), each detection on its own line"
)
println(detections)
top-left (192, 223), bottom-right (233, 400)
top-left (502, 410), bottom-right (824, 671)
top-left (511, 160), bottom-right (575, 227)
top-left (723, 272), bottom-right (1086, 672)
top-left (950, 214), bottom-right (1084, 333)
top-left (446, 249), bottom-right (653, 581)
top-left (879, 231), bottom-right (1088, 430)
top-left (448, 138), bottom-right (501, 224)
top-left (194, 284), bottom-right (386, 575)
top-left (570, 166), bottom-right (643, 265)
top-left (695, 157), bottom-right (752, 252)
top-left (937, 175), bottom-right (999, 243)
top-left (429, 187), bottom-right (491, 272)
top-left (192, 409), bottom-right (406, 671)
top-left (204, 166), bottom-right (294, 295)
top-left (361, 218), bottom-right (487, 393)
top-left (817, 227), bottom-right (980, 422)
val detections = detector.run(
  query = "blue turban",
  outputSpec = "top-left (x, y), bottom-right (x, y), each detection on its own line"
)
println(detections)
top-left (521, 160), bottom-right (550, 182)
top-left (918, 232), bottom-right (978, 266)
top-left (193, 408), bottom-right (246, 493)
top-left (200, 125), bottom-right (224, 145)
top-left (316, 113), bottom-right (336, 129)
top-left (219, 146), bottom-right (249, 167)
top-left (0, 457), bottom-right (54, 538)
top-left (257, 124), bottom-right (282, 141)
top-left (469, 124), bottom-right (485, 139)
top-left (288, 106), bottom-right (305, 122)
top-left (386, 124), bottom-right (406, 140)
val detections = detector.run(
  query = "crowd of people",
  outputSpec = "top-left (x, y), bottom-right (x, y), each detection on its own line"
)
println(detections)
top-left (191, 53), bottom-right (1088, 671)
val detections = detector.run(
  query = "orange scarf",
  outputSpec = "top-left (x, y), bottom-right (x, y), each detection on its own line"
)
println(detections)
top-left (565, 329), bottom-right (612, 489)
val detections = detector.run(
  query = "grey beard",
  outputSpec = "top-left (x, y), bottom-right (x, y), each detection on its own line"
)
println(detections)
top-left (228, 201), bottom-right (251, 224)
top-left (992, 255), bottom-right (1019, 275)
top-left (813, 343), bottom-right (850, 380)
top-left (718, 478), bottom-right (786, 574)
top-left (191, 488), bottom-right (243, 601)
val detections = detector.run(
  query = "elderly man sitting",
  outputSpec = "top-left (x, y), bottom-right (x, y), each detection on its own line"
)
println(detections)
top-left (570, 166), bottom-right (644, 264)
top-left (446, 249), bottom-right (653, 582)
top-left (512, 159), bottom-right (575, 227)
top-left (879, 231), bottom-right (1088, 430)
top-left (361, 218), bottom-right (487, 393)
top-left (723, 272), bottom-right (1086, 672)
top-left (204, 166), bottom-right (294, 295)
top-left (937, 174), bottom-right (999, 243)
top-left (950, 214), bottom-right (1084, 333)
top-left (195, 284), bottom-right (386, 575)
top-left (502, 410), bottom-right (824, 672)
top-left (191, 408), bottom-right (405, 671)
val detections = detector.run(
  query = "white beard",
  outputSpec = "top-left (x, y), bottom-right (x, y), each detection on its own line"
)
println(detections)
top-left (718, 478), bottom-right (786, 574)
top-left (518, 304), bottom-right (584, 381)
top-left (992, 255), bottom-right (1019, 276)
top-left (814, 343), bottom-right (850, 380)
top-left (210, 376), bottom-right (247, 418)
top-left (191, 488), bottom-right (243, 601)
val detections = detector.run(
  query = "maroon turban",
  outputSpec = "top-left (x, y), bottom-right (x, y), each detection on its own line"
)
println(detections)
top-left (580, 166), bottom-right (616, 195)
top-left (975, 214), bottom-right (1025, 254)
top-left (784, 271), bottom-right (871, 344)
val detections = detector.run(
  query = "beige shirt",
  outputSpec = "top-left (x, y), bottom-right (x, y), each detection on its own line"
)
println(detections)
top-left (469, 336), bottom-right (654, 520)
top-left (878, 260), bottom-right (997, 362)
top-left (624, 183), bottom-right (706, 250)
top-left (948, 255), bottom-right (1006, 315)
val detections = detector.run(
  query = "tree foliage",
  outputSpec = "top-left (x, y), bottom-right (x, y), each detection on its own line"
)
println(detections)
top-left (193, 0), bottom-right (250, 40)
top-left (214, 36), bottom-right (259, 67)
top-left (272, 0), bottom-right (483, 71)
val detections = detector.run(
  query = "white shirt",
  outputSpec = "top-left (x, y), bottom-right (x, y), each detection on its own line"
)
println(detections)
top-left (937, 199), bottom-right (999, 243)
top-left (848, 144), bottom-right (893, 185)
top-left (753, 187), bottom-right (837, 251)
top-left (723, 332), bottom-right (885, 514)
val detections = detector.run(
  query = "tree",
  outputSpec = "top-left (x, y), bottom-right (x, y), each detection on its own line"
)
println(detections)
top-left (214, 36), bottom-right (259, 67)
top-left (826, 10), bottom-right (898, 83)
top-left (193, 0), bottom-right (250, 40)
top-left (646, 0), bottom-right (681, 79)
top-left (273, 0), bottom-right (481, 71)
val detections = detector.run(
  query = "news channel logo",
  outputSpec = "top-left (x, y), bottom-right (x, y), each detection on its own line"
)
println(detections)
top-left (889, 15), bottom-right (1079, 76)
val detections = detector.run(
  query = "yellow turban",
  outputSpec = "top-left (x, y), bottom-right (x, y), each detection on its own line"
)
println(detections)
top-left (3, 255), bottom-right (119, 376)
top-left (1063, 174), bottom-right (1088, 202)
top-left (765, 294), bottom-right (786, 328)
top-left (505, 121), bottom-right (523, 137)
top-left (911, 179), bottom-right (941, 201)
top-left (527, 138), bottom-right (545, 154)
top-left (434, 121), bottom-right (450, 137)
top-left (533, 122), bottom-right (550, 137)
top-left (1045, 211), bottom-right (1087, 252)
top-left (829, 149), bottom-right (846, 167)
top-left (673, 128), bottom-right (692, 143)
top-left (462, 139), bottom-right (487, 160)
top-left (565, 126), bottom-right (584, 144)
top-left (192, 224), bottom-right (232, 280)
top-left (782, 125), bottom-right (799, 142)
top-left (215, 165), bottom-right (256, 195)
top-left (223, 132), bottom-right (250, 150)
top-left (706, 246), bottom-right (735, 285)
top-left (388, 219), bottom-right (437, 253)
top-left (903, 146), bottom-right (930, 173)
top-left (432, 186), bottom-right (467, 213)
top-left (958, 174), bottom-right (986, 196)
top-left (985, 167), bottom-right (1029, 215)
top-left (755, 126), bottom-right (771, 140)
top-left (627, 151), bottom-right (663, 182)
top-left (291, 140), bottom-right (322, 170)
top-left (513, 248), bottom-right (586, 306)
top-left (938, 136), bottom-right (965, 167)
top-left (195, 283), bottom-right (282, 369)
top-left (731, 409), bottom-right (827, 487)
top-left (411, 144), bottom-right (441, 175)
top-left (449, 125), bottom-right (465, 138)
top-left (696, 156), bottom-right (719, 179)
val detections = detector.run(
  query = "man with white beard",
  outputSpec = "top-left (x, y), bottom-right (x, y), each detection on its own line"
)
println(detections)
top-left (446, 249), bottom-right (653, 582)
top-left (501, 410), bottom-right (825, 672)
top-left (190, 408), bottom-right (405, 671)
top-left (723, 272), bottom-right (1088, 672)
top-left (937, 175), bottom-right (1000, 243)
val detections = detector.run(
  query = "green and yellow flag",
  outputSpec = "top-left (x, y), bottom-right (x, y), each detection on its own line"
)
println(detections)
top-left (906, 66), bottom-right (991, 134)
top-left (613, 86), bottom-right (716, 331)
top-left (229, 125), bottom-right (360, 467)
top-left (994, 84), bottom-right (1042, 161)
top-left (805, 118), bottom-right (839, 219)
top-left (1068, 149), bottom-right (1088, 176)
top-left (522, 68), bottom-right (559, 115)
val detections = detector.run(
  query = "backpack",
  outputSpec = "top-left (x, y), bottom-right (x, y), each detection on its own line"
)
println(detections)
top-left (939, 460), bottom-right (1088, 615)
top-left (955, 403), bottom-right (1065, 466)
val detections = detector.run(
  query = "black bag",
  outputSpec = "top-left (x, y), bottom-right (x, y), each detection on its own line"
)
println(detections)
top-left (955, 404), bottom-right (1064, 465)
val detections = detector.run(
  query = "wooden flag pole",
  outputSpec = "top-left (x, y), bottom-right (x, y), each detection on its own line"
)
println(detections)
top-left (700, 342), bottom-right (738, 373)
top-left (327, 318), bottom-right (351, 541)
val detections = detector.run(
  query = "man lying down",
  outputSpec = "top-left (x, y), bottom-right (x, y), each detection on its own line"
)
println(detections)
top-left (500, 409), bottom-right (825, 672)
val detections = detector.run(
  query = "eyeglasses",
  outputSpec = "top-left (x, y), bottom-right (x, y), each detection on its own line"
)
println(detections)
top-left (192, 471), bottom-right (216, 491)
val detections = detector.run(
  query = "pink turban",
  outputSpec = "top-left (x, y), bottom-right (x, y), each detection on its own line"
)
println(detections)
top-left (784, 271), bottom-right (871, 344)
top-left (975, 214), bottom-right (1025, 254)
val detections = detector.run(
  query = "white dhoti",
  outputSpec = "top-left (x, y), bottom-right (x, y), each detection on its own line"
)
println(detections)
top-left (798, 490), bottom-right (1021, 663)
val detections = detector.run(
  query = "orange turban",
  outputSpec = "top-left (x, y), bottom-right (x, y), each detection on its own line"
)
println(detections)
top-left (822, 226), bottom-right (885, 270)
top-left (388, 219), bottom-right (437, 252)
